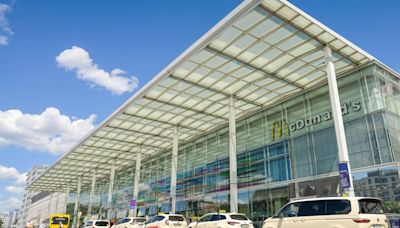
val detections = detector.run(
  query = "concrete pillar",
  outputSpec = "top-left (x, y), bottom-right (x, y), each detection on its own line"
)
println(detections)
top-left (229, 95), bottom-right (238, 213)
top-left (107, 159), bottom-right (116, 218)
top-left (73, 177), bottom-right (82, 228)
top-left (170, 126), bottom-right (178, 213)
top-left (324, 45), bottom-right (355, 197)
top-left (132, 148), bottom-right (142, 217)
top-left (87, 170), bottom-right (97, 218)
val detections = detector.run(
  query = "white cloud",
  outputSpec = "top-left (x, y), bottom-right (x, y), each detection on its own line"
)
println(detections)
top-left (5, 185), bottom-right (24, 194)
top-left (0, 197), bottom-right (21, 214)
top-left (0, 35), bottom-right (8, 45)
top-left (56, 46), bottom-right (139, 95)
top-left (0, 165), bottom-right (26, 185)
top-left (0, 107), bottom-right (96, 154)
top-left (0, 3), bottom-right (13, 45)
top-left (15, 172), bottom-right (27, 185)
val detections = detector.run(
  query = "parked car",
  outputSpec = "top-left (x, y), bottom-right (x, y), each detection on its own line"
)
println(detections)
top-left (145, 214), bottom-right (187, 228)
top-left (83, 220), bottom-right (110, 228)
top-left (189, 213), bottom-right (253, 228)
top-left (115, 217), bottom-right (146, 228)
top-left (262, 197), bottom-right (388, 228)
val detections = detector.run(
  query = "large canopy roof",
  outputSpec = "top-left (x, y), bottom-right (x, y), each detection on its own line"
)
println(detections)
top-left (29, 0), bottom-right (382, 192)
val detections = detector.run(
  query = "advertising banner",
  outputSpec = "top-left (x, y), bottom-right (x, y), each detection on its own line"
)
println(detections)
top-left (130, 199), bottom-right (136, 209)
top-left (338, 161), bottom-right (351, 189)
top-left (390, 218), bottom-right (400, 228)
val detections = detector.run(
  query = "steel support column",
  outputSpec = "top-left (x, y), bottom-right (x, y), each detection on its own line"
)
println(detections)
top-left (170, 125), bottom-right (178, 213)
top-left (132, 146), bottom-right (142, 217)
top-left (107, 159), bottom-right (116, 219)
top-left (47, 191), bottom-right (53, 214)
top-left (64, 183), bottom-right (70, 213)
top-left (324, 45), bottom-right (355, 197)
top-left (229, 95), bottom-right (238, 213)
top-left (73, 177), bottom-right (82, 228)
top-left (87, 170), bottom-right (97, 218)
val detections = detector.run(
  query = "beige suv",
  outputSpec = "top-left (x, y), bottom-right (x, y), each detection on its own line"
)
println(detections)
top-left (262, 197), bottom-right (387, 228)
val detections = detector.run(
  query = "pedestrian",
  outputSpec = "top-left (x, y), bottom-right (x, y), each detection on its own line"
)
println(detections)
top-left (59, 221), bottom-right (63, 228)
top-left (109, 218), bottom-right (115, 228)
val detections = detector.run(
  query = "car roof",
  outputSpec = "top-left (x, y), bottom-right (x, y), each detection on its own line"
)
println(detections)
top-left (153, 214), bottom-right (184, 216)
top-left (203, 212), bottom-right (248, 216)
top-left (86, 220), bottom-right (109, 223)
top-left (289, 196), bottom-right (383, 204)
top-left (123, 217), bottom-right (145, 219)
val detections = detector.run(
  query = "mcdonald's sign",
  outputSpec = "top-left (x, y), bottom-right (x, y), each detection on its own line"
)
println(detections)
top-left (271, 120), bottom-right (289, 141)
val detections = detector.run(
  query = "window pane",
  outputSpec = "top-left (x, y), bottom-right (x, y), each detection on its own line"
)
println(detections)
top-left (313, 127), bottom-right (338, 175)
top-left (298, 201), bottom-right (326, 216)
top-left (326, 200), bottom-right (351, 215)
top-left (359, 199), bottom-right (385, 214)
top-left (345, 118), bottom-right (373, 168)
top-left (169, 216), bottom-right (184, 221)
top-left (278, 202), bottom-right (300, 218)
top-left (94, 221), bottom-right (109, 226)
top-left (230, 214), bottom-right (249, 220)
top-left (290, 135), bottom-right (312, 178)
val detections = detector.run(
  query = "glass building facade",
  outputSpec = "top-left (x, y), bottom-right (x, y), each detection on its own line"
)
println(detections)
top-left (67, 62), bottom-right (400, 227)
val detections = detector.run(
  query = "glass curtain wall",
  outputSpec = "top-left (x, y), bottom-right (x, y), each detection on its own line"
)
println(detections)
top-left (69, 63), bottom-right (400, 225)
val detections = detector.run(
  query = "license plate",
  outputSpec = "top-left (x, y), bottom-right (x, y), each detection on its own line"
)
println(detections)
top-left (241, 225), bottom-right (249, 228)
top-left (372, 225), bottom-right (384, 228)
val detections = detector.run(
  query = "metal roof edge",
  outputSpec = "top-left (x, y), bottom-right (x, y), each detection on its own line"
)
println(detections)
top-left (281, 0), bottom-right (375, 61)
top-left (283, 0), bottom-right (400, 77)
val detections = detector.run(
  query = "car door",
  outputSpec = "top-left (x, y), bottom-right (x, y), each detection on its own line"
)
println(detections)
top-left (208, 215), bottom-right (222, 228)
top-left (195, 215), bottom-right (213, 228)
top-left (264, 202), bottom-right (301, 228)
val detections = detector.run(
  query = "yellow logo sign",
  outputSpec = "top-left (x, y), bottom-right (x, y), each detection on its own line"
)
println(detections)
top-left (271, 120), bottom-right (289, 141)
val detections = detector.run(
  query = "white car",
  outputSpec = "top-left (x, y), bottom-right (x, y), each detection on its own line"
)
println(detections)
top-left (115, 217), bottom-right (146, 228)
top-left (190, 213), bottom-right (253, 228)
top-left (83, 220), bottom-right (110, 228)
top-left (145, 214), bottom-right (187, 228)
top-left (262, 197), bottom-right (388, 228)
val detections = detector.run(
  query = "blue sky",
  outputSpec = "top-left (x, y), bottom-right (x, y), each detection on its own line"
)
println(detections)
top-left (0, 0), bottom-right (399, 213)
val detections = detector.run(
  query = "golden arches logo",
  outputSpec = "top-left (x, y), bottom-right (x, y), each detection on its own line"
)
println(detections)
top-left (271, 120), bottom-right (289, 141)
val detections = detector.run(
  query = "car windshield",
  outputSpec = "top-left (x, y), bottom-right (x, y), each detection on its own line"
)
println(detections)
top-left (359, 199), bottom-right (385, 214)
top-left (229, 214), bottom-right (248, 220)
top-left (117, 218), bottom-right (130, 224)
top-left (86, 221), bottom-right (93, 226)
top-left (94, 221), bottom-right (109, 226)
top-left (51, 217), bottom-right (69, 225)
top-left (169, 216), bottom-right (184, 221)
top-left (147, 215), bottom-right (165, 224)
